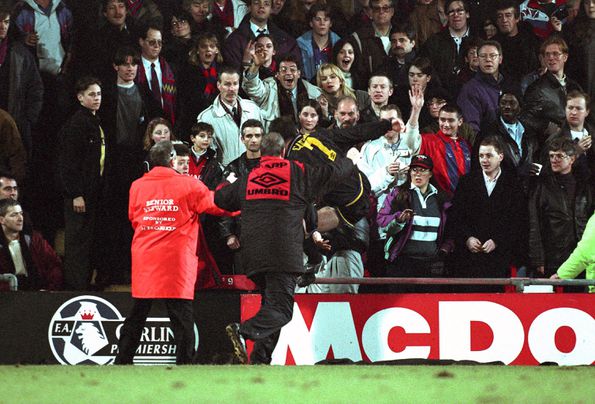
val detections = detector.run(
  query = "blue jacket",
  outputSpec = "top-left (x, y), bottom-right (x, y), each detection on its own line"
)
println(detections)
top-left (297, 31), bottom-right (341, 80)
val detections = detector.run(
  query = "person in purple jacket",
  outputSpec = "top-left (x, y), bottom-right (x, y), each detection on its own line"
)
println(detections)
top-left (377, 154), bottom-right (453, 292)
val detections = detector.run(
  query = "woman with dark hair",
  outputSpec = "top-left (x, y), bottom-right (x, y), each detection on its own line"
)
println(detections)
top-left (163, 9), bottom-right (195, 70)
top-left (297, 99), bottom-right (325, 134)
top-left (376, 154), bottom-right (452, 292)
top-left (177, 32), bottom-right (223, 139)
top-left (563, 0), bottom-right (595, 100)
top-left (332, 38), bottom-right (367, 91)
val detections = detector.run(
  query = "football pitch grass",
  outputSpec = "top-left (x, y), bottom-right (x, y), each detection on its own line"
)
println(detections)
top-left (1, 365), bottom-right (593, 403)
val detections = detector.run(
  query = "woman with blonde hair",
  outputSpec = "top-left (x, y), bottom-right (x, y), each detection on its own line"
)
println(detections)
top-left (316, 63), bottom-right (371, 120)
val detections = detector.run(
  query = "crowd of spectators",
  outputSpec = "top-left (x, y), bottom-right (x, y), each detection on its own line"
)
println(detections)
top-left (0, 0), bottom-right (593, 292)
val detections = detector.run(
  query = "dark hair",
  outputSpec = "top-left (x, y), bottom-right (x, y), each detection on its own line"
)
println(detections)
top-left (261, 132), bottom-right (286, 156)
top-left (149, 140), bottom-right (176, 167)
top-left (138, 22), bottom-right (163, 41)
top-left (255, 32), bottom-right (277, 50)
top-left (478, 40), bottom-right (502, 56)
top-left (461, 37), bottom-right (483, 58)
top-left (0, 4), bottom-right (12, 18)
top-left (409, 56), bottom-right (433, 76)
top-left (275, 53), bottom-right (302, 71)
top-left (391, 22), bottom-right (416, 42)
top-left (269, 117), bottom-right (298, 143)
top-left (113, 46), bottom-right (141, 65)
top-left (566, 89), bottom-right (591, 109)
top-left (479, 135), bottom-right (504, 154)
top-left (173, 141), bottom-right (191, 156)
top-left (445, 0), bottom-right (469, 13)
top-left (307, 3), bottom-right (333, 21)
top-left (102, 0), bottom-right (127, 13)
top-left (218, 65), bottom-right (240, 81)
top-left (547, 137), bottom-right (578, 156)
top-left (0, 170), bottom-right (16, 182)
top-left (298, 99), bottom-right (323, 119)
top-left (171, 8), bottom-right (192, 22)
top-left (75, 76), bottom-right (101, 94)
top-left (241, 119), bottom-right (265, 137)
top-left (494, 0), bottom-right (520, 18)
top-left (332, 37), bottom-right (361, 71)
top-left (0, 198), bottom-right (20, 217)
top-left (368, 74), bottom-right (393, 89)
top-left (191, 122), bottom-right (214, 138)
top-left (439, 103), bottom-right (463, 118)
top-left (380, 104), bottom-right (402, 119)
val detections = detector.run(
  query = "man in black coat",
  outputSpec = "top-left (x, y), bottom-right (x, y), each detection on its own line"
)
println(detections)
top-left (448, 135), bottom-right (527, 292)
top-left (215, 132), bottom-right (350, 364)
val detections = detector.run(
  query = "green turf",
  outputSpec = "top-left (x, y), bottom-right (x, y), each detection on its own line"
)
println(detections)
top-left (1, 365), bottom-right (593, 404)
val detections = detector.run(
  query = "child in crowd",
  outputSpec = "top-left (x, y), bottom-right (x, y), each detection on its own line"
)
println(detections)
top-left (172, 142), bottom-right (191, 175)
top-left (188, 122), bottom-right (223, 190)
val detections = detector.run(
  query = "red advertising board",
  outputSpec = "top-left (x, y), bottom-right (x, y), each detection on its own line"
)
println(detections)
top-left (241, 294), bottom-right (595, 366)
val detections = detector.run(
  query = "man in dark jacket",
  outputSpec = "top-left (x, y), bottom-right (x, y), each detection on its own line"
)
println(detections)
top-left (449, 136), bottom-right (527, 291)
top-left (521, 36), bottom-right (582, 137)
top-left (216, 132), bottom-right (351, 365)
top-left (0, 6), bottom-right (44, 158)
top-left (222, 0), bottom-right (301, 69)
top-left (58, 77), bottom-right (107, 290)
top-left (529, 137), bottom-right (594, 278)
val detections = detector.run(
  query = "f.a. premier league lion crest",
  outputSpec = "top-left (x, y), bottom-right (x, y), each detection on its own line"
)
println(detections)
top-left (48, 296), bottom-right (123, 365)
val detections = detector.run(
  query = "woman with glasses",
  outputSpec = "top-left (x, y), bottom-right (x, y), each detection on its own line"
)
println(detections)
top-left (377, 154), bottom-right (452, 292)
top-left (164, 9), bottom-right (194, 69)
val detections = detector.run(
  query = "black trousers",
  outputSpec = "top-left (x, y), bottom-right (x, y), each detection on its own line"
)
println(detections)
top-left (240, 272), bottom-right (299, 365)
top-left (386, 255), bottom-right (443, 293)
top-left (115, 298), bottom-right (195, 365)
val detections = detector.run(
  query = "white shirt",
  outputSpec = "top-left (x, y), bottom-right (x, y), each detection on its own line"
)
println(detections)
top-left (250, 21), bottom-right (268, 37)
top-left (8, 239), bottom-right (27, 276)
top-left (570, 128), bottom-right (588, 142)
top-left (142, 56), bottom-right (162, 96)
top-left (483, 168), bottom-right (502, 197)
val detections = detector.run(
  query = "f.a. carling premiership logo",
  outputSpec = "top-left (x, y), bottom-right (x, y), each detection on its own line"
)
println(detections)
top-left (48, 295), bottom-right (199, 365)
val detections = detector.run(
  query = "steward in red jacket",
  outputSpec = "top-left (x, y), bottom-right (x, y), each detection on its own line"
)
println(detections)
top-left (115, 141), bottom-right (235, 365)
top-left (215, 132), bottom-right (351, 365)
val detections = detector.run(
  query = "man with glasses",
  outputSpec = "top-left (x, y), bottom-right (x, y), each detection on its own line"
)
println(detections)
top-left (457, 40), bottom-right (517, 135)
top-left (223, 0), bottom-right (301, 69)
top-left (419, 0), bottom-right (477, 97)
top-left (135, 23), bottom-right (178, 125)
top-left (350, 0), bottom-right (394, 79)
top-left (242, 52), bottom-right (322, 129)
top-left (529, 137), bottom-right (594, 278)
top-left (521, 36), bottom-right (582, 137)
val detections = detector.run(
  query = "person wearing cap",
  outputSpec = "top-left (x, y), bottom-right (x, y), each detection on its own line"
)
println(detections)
top-left (376, 154), bottom-right (453, 292)
top-left (448, 135), bottom-right (527, 291)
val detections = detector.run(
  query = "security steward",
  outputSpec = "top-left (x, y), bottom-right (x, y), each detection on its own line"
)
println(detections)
top-left (215, 132), bottom-right (352, 365)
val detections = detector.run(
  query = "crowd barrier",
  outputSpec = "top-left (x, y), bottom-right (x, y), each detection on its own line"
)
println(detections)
top-left (1, 289), bottom-right (593, 366)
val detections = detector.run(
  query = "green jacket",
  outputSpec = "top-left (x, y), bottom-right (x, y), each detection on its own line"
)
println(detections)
top-left (557, 213), bottom-right (595, 293)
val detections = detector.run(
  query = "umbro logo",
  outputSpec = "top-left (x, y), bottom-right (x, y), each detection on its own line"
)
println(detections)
top-left (250, 173), bottom-right (287, 188)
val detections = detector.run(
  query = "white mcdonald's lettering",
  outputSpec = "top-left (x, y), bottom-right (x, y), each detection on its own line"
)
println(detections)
top-left (271, 302), bottom-right (595, 366)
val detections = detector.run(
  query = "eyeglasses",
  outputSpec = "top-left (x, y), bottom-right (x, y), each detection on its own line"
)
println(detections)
top-left (146, 39), bottom-right (163, 47)
top-left (543, 51), bottom-right (565, 59)
top-left (548, 152), bottom-right (570, 160)
top-left (371, 5), bottom-right (393, 13)
top-left (447, 8), bottom-right (466, 16)
top-left (411, 167), bottom-right (430, 174)
top-left (171, 19), bottom-right (188, 27)
top-left (279, 66), bottom-right (298, 73)
top-left (478, 53), bottom-right (500, 60)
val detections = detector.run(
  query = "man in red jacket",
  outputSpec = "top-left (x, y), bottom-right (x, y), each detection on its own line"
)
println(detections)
top-left (115, 141), bottom-right (234, 365)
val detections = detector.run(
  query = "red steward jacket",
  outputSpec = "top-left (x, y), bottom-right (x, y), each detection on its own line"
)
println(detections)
top-left (129, 167), bottom-right (233, 299)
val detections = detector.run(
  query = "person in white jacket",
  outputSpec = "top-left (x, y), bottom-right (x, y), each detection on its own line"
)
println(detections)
top-left (242, 47), bottom-right (322, 130)
top-left (197, 66), bottom-right (263, 166)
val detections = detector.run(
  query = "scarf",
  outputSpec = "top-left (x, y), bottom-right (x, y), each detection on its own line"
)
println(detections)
top-left (212, 0), bottom-right (234, 28)
top-left (136, 57), bottom-right (177, 124)
top-left (126, 0), bottom-right (143, 17)
top-left (276, 79), bottom-right (310, 124)
top-left (199, 64), bottom-right (218, 96)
